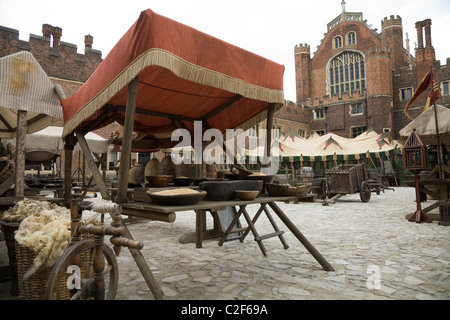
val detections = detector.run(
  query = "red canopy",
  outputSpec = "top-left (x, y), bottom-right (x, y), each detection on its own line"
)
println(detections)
top-left (61, 9), bottom-right (285, 148)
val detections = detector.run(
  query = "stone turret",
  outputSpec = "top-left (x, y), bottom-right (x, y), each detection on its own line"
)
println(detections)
top-left (381, 15), bottom-right (404, 72)
top-left (294, 44), bottom-right (311, 105)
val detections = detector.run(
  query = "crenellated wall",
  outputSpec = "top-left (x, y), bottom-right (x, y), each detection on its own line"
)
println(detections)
top-left (0, 24), bottom-right (102, 83)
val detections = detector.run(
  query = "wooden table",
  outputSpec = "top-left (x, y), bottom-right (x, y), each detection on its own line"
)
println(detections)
top-left (121, 195), bottom-right (333, 272)
top-left (405, 178), bottom-right (450, 214)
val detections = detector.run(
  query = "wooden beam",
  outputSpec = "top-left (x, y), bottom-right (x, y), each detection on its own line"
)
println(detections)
top-left (0, 114), bottom-right (13, 132)
top-left (116, 76), bottom-right (139, 203)
top-left (75, 129), bottom-right (112, 201)
top-left (200, 95), bottom-right (242, 121)
top-left (81, 108), bottom-right (114, 135)
top-left (105, 104), bottom-right (197, 122)
top-left (14, 110), bottom-right (27, 197)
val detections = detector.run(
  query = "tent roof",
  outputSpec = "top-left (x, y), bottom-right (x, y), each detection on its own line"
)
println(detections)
top-left (0, 51), bottom-right (63, 139)
top-left (245, 131), bottom-right (399, 159)
top-left (399, 104), bottom-right (450, 146)
top-left (286, 132), bottom-right (397, 157)
top-left (61, 9), bottom-right (285, 147)
top-left (3, 126), bottom-right (109, 154)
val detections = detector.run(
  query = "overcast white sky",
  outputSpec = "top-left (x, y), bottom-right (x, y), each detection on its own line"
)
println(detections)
top-left (1, 0), bottom-right (449, 101)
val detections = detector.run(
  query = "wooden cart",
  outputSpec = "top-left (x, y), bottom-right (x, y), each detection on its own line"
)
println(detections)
top-left (323, 163), bottom-right (371, 205)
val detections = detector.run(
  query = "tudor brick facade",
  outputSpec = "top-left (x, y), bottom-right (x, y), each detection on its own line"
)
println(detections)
top-left (292, 8), bottom-right (450, 139)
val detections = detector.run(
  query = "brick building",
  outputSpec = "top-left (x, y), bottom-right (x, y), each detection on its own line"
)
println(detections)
top-left (0, 23), bottom-right (117, 175)
top-left (293, 3), bottom-right (450, 139)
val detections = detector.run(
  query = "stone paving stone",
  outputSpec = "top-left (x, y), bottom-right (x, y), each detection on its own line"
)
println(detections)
top-left (1, 186), bottom-right (449, 300)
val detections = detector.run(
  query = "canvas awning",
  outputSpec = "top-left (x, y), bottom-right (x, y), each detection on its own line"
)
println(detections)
top-left (61, 9), bottom-right (285, 149)
top-left (0, 51), bottom-right (63, 138)
top-left (2, 126), bottom-right (109, 164)
top-left (399, 104), bottom-right (450, 146)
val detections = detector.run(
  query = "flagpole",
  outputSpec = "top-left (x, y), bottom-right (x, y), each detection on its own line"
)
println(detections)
top-left (430, 64), bottom-right (444, 179)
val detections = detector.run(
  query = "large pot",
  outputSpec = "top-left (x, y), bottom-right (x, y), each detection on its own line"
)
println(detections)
top-left (199, 180), bottom-right (263, 201)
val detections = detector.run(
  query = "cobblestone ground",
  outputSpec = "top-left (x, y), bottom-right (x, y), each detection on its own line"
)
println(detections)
top-left (1, 187), bottom-right (449, 300)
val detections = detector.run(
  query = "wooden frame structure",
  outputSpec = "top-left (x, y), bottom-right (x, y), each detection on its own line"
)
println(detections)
top-left (59, 9), bottom-right (289, 300)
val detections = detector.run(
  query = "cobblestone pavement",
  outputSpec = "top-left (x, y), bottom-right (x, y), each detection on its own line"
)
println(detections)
top-left (1, 187), bottom-right (449, 300)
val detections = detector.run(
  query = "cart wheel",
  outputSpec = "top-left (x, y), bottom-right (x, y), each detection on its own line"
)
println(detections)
top-left (45, 239), bottom-right (119, 300)
top-left (359, 181), bottom-right (371, 202)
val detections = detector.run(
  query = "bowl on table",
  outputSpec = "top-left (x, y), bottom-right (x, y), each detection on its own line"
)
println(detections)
top-left (147, 188), bottom-right (206, 206)
top-left (145, 175), bottom-right (173, 187)
top-left (172, 177), bottom-right (194, 186)
top-left (234, 190), bottom-right (259, 201)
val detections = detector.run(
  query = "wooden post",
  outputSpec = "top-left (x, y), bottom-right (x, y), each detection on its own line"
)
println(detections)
top-left (268, 201), bottom-right (335, 272)
top-left (264, 103), bottom-right (275, 160)
top-left (14, 110), bottom-right (27, 197)
top-left (120, 224), bottom-right (165, 300)
top-left (116, 76), bottom-right (139, 203)
top-left (75, 129), bottom-right (111, 200)
top-left (64, 133), bottom-right (77, 208)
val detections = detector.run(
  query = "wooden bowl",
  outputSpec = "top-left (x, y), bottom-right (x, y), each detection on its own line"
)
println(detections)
top-left (145, 175), bottom-right (173, 187)
top-left (225, 174), bottom-right (243, 180)
top-left (148, 189), bottom-right (206, 206)
top-left (265, 182), bottom-right (312, 197)
top-left (234, 190), bottom-right (259, 201)
top-left (172, 177), bottom-right (194, 186)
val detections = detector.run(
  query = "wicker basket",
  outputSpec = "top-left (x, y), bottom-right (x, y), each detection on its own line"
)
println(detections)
top-left (16, 235), bottom-right (93, 300)
top-left (176, 163), bottom-right (196, 178)
top-left (266, 183), bottom-right (311, 197)
top-left (159, 156), bottom-right (176, 177)
top-left (145, 158), bottom-right (160, 177)
top-left (0, 220), bottom-right (20, 296)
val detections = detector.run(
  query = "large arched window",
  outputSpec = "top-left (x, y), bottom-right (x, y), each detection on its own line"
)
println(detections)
top-left (328, 51), bottom-right (365, 96)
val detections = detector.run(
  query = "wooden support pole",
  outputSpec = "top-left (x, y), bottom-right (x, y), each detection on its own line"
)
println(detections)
top-left (120, 224), bottom-right (165, 300)
top-left (14, 110), bottom-right (27, 197)
top-left (75, 129), bottom-right (111, 200)
top-left (117, 76), bottom-right (139, 203)
top-left (268, 201), bottom-right (335, 272)
top-left (262, 103), bottom-right (276, 169)
top-left (64, 133), bottom-right (77, 208)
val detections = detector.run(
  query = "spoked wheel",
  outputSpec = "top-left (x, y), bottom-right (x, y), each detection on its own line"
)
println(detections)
top-left (45, 239), bottom-right (119, 300)
top-left (359, 180), bottom-right (371, 202)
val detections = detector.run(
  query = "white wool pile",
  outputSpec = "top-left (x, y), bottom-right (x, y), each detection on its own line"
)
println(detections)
top-left (15, 207), bottom-right (71, 280)
top-left (1, 198), bottom-right (60, 222)
top-left (5, 198), bottom-right (100, 280)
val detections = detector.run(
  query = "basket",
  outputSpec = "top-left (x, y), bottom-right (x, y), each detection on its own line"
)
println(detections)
top-left (266, 183), bottom-right (311, 197)
top-left (0, 220), bottom-right (20, 295)
top-left (16, 234), bottom-right (93, 300)
top-left (145, 158), bottom-right (160, 177)
top-left (159, 157), bottom-right (176, 177)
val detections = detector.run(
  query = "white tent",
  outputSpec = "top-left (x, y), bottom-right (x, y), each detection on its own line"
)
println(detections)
top-left (399, 104), bottom-right (450, 146)
top-left (0, 51), bottom-right (63, 138)
top-left (3, 126), bottom-right (110, 163)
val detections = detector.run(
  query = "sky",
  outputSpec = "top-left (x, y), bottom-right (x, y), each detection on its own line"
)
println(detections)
top-left (1, 0), bottom-right (449, 102)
